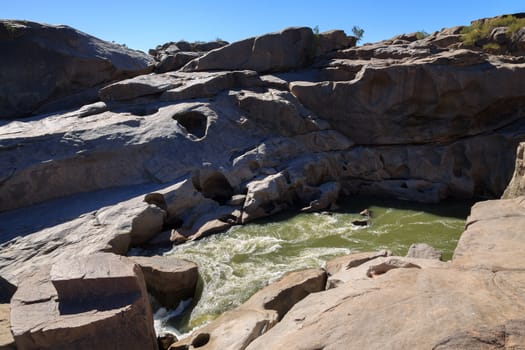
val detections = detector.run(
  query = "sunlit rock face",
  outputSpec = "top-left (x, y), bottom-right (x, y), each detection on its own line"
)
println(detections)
top-left (1, 14), bottom-right (525, 350)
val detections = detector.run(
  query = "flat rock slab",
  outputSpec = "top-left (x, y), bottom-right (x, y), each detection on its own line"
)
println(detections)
top-left (10, 253), bottom-right (157, 350)
top-left (453, 196), bottom-right (525, 271)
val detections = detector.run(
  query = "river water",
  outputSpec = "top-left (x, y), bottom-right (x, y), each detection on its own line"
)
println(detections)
top-left (146, 196), bottom-right (473, 336)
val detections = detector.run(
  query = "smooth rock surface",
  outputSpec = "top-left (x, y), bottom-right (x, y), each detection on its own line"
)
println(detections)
top-left (405, 242), bottom-right (442, 260)
top-left (0, 304), bottom-right (14, 350)
top-left (453, 196), bottom-right (525, 271)
top-left (0, 20), bottom-right (154, 119)
top-left (1, 16), bottom-right (525, 350)
top-left (247, 268), bottom-right (525, 350)
top-left (182, 27), bottom-right (316, 73)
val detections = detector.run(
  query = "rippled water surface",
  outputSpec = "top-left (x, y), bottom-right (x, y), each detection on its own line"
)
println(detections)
top-left (153, 196), bottom-right (473, 334)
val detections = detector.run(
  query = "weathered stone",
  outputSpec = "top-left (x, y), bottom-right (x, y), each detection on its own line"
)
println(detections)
top-left (2, 16), bottom-right (525, 350)
top-left (490, 26), bottom-right (509, 44)
top-left (246, 268), bottom-right (525, 350)
top-left (99, 72), bottom-right (182, 101)
top-left (242, 172), bottom-right (293, 223)
top-left (511, 27), bottom-right (525, 54)
top-left (325, 250), bottom-right (391, 276)
top-left (182, 27), bottom-right (315, 73)
top-left (317, 30), bottom-right (355, 54)
top-left (129, 255), bottom-right (198, 309)
top-left (503, 142), bottom-right (525, 198)
top-left (11, 254), bottom-right (157, 350)
top-left (234, 89), bottom-right (321, 136)
top-left (0, 20), bottom-right (154, 119)
top-left (0, 304), bottom-right (14, 350)
top-left (290, 53), bottom-right (525, 145)
top-left (241, 268), bottom-right (326, 320)
top-left (155, 51), bottom-right (202, 73)
top-left (406, 243), bottom-right (443, 260)
top-left (227, 194), bottom-right (246, 206)
top-left (300, 181), bottom-right (340, 212)
top-left (326, 255), bottom-right (447, 289)
top-left (171, 269), bottom-right (326, 350)
top-left (453, 196), bottom-right (525, 271)
top-left (97, 201), bottom-right (166, 247)
top-left (99, 70), bottom-right (260, 103)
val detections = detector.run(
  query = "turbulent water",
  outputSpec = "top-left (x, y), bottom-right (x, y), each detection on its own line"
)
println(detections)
top-left (147, 196), bottom-right (472, 336)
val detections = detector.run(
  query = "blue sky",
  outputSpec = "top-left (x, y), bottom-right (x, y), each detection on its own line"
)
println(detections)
top-left (3, 1), bottom-right (524, 52)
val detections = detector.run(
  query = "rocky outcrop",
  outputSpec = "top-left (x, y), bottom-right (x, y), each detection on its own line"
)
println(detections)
top-left (0, 20), bottom-right (154, 119)
top-left (182, 27), bottom-right (355, 74)
top-left (290, 50), bottom-right (525, 145)
top-left (149, 40), bottom-right (228, 73)
top-left (10, 253), bottom-right (157, 350)
top-left (169, 268), bottom-right (326, 350)
top-left (453, 196), bottom-right (525, 270)
top-left (1, 15), bottom-right (525, 350)
top-left (503, 142), bottom-right (525, 198)
top-left (245, 197), bottom-right (525, 349)
top-left (130, 255), bottom-right (198, 308)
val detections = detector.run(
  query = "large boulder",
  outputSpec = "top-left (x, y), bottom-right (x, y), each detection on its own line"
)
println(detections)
top-left (129, 255), bottom-right (198, 308)
top-left (0, 20), bottom-right (154, 119)
top-left (10, 253), bottom-right (158, 350)
top-left (182, 27), bottom-right (316, 73)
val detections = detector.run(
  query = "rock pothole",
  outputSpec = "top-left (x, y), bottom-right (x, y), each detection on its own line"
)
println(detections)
top-left (172, 111), bottom-right (208, 138)
top-left (193, 171), bottom-right (234, 205)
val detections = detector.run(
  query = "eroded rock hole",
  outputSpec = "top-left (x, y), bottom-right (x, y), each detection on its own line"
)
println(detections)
top-left (199, 172), bottom-right (234, 205)
top-left (191, 333), bottom-right (210, 348)
top-left (173, 111), bottom-right (208, 138)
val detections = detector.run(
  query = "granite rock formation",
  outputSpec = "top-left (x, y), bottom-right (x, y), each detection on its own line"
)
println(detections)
top-left (0, 14), bottom-right (525, 350)
top-left (0, 20), bottom-right (154, 119)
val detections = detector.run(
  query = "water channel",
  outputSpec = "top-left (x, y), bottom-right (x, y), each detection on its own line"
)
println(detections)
top-left (143, 196), bottom-right (473, 336)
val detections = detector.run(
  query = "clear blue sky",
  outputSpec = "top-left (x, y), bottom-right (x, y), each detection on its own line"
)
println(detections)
top-left (3, 1), bottom-right (524, 52)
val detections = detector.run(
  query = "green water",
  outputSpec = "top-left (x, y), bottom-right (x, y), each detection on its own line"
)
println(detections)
top-left (157, 196), bottom-right (472, 334)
